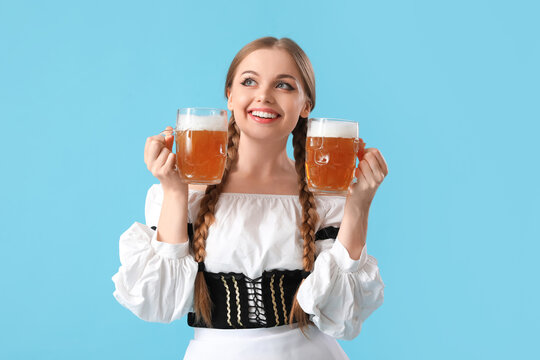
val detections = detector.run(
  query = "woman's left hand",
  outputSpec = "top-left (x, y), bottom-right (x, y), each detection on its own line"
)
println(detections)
top-left (348, 143), bottom-right (389, 210)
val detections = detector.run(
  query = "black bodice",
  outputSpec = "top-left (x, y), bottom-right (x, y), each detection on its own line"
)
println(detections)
top-left (150, 224), bottom-right (339, 329)
top-left (187, 268), bottom-right (309, 329)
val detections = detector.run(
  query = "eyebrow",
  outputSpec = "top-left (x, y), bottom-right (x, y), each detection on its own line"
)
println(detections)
top-left (241, 70), bottom-right (298, 81)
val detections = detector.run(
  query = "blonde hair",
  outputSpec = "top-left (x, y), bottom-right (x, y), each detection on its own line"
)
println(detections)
top-left (192, 37), bottom-right (319, 333)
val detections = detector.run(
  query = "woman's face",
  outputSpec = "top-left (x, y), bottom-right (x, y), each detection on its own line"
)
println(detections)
top-left (227, 48), bottom-right (311, 142)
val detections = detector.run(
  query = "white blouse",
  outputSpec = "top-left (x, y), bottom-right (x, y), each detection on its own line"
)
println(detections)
top-left (112, 184), bottom-right (385, 345)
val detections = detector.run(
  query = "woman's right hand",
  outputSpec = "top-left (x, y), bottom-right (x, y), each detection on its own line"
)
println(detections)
top-left (144, 126), bottom-right (187, 195)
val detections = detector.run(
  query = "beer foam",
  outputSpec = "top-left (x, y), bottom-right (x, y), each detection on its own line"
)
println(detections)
top-left (177, 114), bottom-right (227, 131)
top-left (307, 120), bottom-right (358, 138)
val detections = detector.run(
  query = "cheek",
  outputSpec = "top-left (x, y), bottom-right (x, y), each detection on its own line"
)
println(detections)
top-left (231, 92), bottom-right (250, 111)
top-left (283, 97), bottom-right (305, 116)
top-left (230, 93), bottom-right (251, 124)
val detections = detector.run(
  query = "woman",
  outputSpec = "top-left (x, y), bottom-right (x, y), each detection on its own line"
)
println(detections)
top-left (112, 36), bottom-right (388, 359)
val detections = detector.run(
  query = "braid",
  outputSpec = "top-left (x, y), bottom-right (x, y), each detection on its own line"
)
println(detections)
top-left (192, 114), bottom-right (240, 326)
top-left (289, 116), bottom-right (319, 334)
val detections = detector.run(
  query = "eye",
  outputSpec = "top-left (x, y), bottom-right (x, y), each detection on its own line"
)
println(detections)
top-left (276, 81), bottom-right (294, 90)
top-left (241, 77), bottom-right (256, 86)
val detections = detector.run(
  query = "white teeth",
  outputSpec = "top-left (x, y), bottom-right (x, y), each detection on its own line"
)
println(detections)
top-left (251, 110), bottom-right (278, 119)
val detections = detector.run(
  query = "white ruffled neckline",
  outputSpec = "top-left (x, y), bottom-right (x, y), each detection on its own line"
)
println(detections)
top-left (188, 189), bottom-right (346, 200)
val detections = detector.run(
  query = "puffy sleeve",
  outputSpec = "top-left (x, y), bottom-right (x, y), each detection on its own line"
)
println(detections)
top-left (111, 184), bottom-right (198, 323)
top-left (296, 196), bottom-right (385, 340)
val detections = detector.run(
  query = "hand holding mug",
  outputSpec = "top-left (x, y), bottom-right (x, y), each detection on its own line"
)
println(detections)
top-left (144, 126), bottom-right (187, 194)
top-left (349, 147), bottom-right (389, 209)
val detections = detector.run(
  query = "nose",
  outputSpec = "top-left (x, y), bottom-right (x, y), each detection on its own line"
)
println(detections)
top-left (255, 84), bottom-right (275, 104)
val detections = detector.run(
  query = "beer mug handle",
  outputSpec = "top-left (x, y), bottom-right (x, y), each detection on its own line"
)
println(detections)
top-left (351, 137), bottom-right (364, 184)
top-left (159, 128), bottom-right (176, 150)
top-left (357, 137), bottom-right (366, 159)
top-left (158, 128), bottom-right (178, 172)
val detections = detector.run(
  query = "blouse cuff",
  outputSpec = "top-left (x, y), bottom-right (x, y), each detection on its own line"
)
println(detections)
top-left (150, 229), bottom-right (190, 260)
top-left (330, 238), bottom-right (368, 273)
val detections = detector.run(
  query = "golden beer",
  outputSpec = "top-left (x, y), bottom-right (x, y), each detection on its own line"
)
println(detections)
top-left (176, 130), bottom-right (227, 184)
top-left (305, 118), bottom-right (359, 195)
top-left (175, 108), bottom-right (228, 185)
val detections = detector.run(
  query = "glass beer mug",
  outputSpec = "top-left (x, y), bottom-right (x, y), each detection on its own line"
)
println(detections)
top-left (305, 118), bottom-right (361, 195)
top-left (166, 107), bottom-right (228, 185)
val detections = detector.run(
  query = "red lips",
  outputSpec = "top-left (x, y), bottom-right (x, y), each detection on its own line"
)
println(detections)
top-left (248, 108), bottom-right (281, 124)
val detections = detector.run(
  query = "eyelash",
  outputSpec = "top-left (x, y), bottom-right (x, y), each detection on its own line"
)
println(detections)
top-left (240, 77), bottom-right (295, 91)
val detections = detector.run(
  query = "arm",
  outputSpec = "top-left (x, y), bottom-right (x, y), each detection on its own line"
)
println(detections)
top-left (338, 146), bottom-right (388, 260)
top-left (156, 188), bottom-right (189, 244)
top-left (296, 147), bottom-right (389, 340)
top-left (112, 184), bottom-right (197, 323)
top-left (111, 127), bottom-right (198, 323)
top-left (144, 125), bottom-right (190, 244)
top-left (336, 201), bottom-right (368, 260)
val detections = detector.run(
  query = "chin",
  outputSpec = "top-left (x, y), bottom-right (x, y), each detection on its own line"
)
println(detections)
top-left (234, 113), bottom-right (296, 141)
top-left (238, 125), bottom-right (291, 143)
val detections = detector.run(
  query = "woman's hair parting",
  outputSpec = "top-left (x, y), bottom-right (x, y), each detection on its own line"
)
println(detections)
top-left (191, 36), bottom-right (319, 334)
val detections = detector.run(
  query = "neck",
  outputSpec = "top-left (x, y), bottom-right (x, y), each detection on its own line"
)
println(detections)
top-left (233, 134), bottom-right (293, 178)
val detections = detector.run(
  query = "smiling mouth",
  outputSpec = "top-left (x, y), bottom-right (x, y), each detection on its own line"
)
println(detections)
top-left (248, 110), bottom-right (281, 123)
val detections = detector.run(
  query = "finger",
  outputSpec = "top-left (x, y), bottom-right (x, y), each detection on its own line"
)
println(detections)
top-left (359, 159), bottom-right (377, 187)
top-left (166, 138), bottom-right (174, 152)
top-left (362, 148), bottom-right (387, 178)
top-left (357, 161), bottom-right (371, 186)
top-left (144, 135), bottom-right (159, 161)
top-left (144, 137), bottom-right (151, 164)
top-left (371, 149), bottom-right (389, 176)
top-left (159, 127), bottom-right (174, 138)
top-left (364, 151), bottom-right (386, 183)
top-left (161, 127), bottom-right (173, 136)
top-left (159, 127), bottom-right (175, 152)
top-left (165, 133), bottom-right (174, 152)
top-left (147, 138), bottom-right (167, 166)
top-left (164, 152), bottom-right (176, 172)
top-left (148, 137), bottom-right (165, 158)
top-left (151, 133), bottom-right (167, 143)
top-left (153, 146), bottom-right (171, 170)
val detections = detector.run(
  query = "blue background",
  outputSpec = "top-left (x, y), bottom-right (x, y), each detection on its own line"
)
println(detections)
top-left (1, 0), bottom-right (538, 359)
